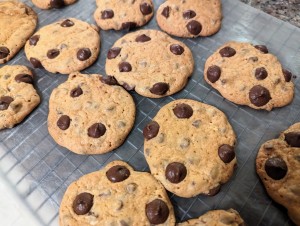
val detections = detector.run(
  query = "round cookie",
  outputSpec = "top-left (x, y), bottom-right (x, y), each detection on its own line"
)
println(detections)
top-left (105, 29), bottom-right (194, 98)
top-left (0, 1), bottom-right (37, 64)
top-left (256, 123), bottom-right (300, 225)
top-left (94, 0), bottom-right (154, 31)
top-left (59, 160), bottom-right (176, 226)
top-left (48, 72), bottom-right (135, 154)
top-left (204, 41), bottom-right (294, 111)
top-left (143, 99), bottom-right (236, 198)
top-left (31, 0), bottom-right (77, 9)
top-left (0, 65), bottom-right (40, 130)
top-left (25, 18), bottom-right (100, 74)
top-left (156, 0), bottom-right (222, 38)
top-left (177, 209), bottom-right (245, 226)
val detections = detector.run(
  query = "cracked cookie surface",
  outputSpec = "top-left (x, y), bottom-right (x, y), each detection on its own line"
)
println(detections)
top-left (31, 0), bottom-right (77, 9)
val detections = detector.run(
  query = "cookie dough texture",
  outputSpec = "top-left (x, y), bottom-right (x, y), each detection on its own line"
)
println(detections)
top-left (0, 65), bottom-right (40, 130)
top-left (256, 123), bottom-right (300, 225)
top-left (94, 0), bottom-right (154, 30)
top-left (156, 0), bottom-right (222, 38)
top-left (48, 72), bottom-right (136, 155)
top-left (144, 99), bottom-right (236, 198)
top-left (59, 161), bottom-right (176, 226)
top-left (25, 18), bottom-right (100, 74)
top-left (0, 1), bottom-right (37, 64)
top-left (204, 41), bottom-right (294, 111)
top-left (31, 0), bottom-right (77, 9)
top-left (177, 209), bottom-right (245, 226)
top-left (105, 29), bottom-right (194, 98)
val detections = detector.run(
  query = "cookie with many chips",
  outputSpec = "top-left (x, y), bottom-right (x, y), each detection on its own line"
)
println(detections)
top-left (31, 0), bottom-right (77, 9)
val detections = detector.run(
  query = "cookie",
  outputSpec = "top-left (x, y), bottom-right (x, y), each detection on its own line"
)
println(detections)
top-left (25, 18), bottom-right (100, 74)
top-left (256, 123), bottom-right (300, 225)
top-left (0, 1), bottom-right (37, 64)
top-left (94, 0), bottom-right (154, 31)
top-left (143, 99), bottom-right (236, 198)
top-left (105, 29), bottom-right (194, 98)
top-left (156, 0), bottom-right (222, 38)
top-left (204, 41), bottom-right (295, 111)
top-left (59, 160), bottom-right (176, 226)
top-left (0, 65), bottom-right (40, 130)
top-left (31, 0), bottom-right (77, 9)
top-left (48, 72), bottom-right (135, 154)
top-left (177, 209), bottom-right (245, 226)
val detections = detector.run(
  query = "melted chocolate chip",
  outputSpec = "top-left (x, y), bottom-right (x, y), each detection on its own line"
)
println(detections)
top-left (140, 3), bottom-right (153, 15)
top-left (122, 83), bottom-right (135, 91)
top-left (0, 96), bottom-right (13, 111)
top-left (0, 47), bottom-right (10, 59)
top-left (15, 74), bottom-right (33, 84)
top-left (173, 103), bottom-right (193, 119)
top-left (47, 49), bottom-right (60, 59)
top-left (70, 87), bottom-right (83, 97)
top-left (30, 57), bottom-right (43, 68)
top-left (265, 157), bottom-right (287, 180)
top-left (101, 9), bottom-right (114, 19)
top-left (282, 69), bottom-right (292, 82)
top-left (136, 34), bottom-right (151, 42)
top-left (170, 44), bottom-right (184, 55)
top-left (186, 20), bottom-right (202, 35)
top-left (285, 132), bottom-right (300, 147)
top-left (207, 185), bottom-right (221, 196)
top-left (57, 115), bottom-right (71, 130)
top-left (72, 193), bottom-right (94, 215)
top-left (61, 19), bottom-right (74, 27)
top-left (87, 123), bottom-right (106, 138)
top-left (249, 85), bottom-right (271, 107)
top-left (50, 0), bottom-right (65, 8)
top-left (218, 144), bottom-right (235, 163)
top-left (150, 83), bottom-right (169, 95)
top-left (121, 22), bottom-right (137, 31)
top-left (255, 67), bottom-right (268, 80)
top-left (161, 6), bottom-right (170, 18)
top-left (219, 46), bottom-right (236, 57)
top-left (143, 121), bottom-right (160, 140)
top-left (146, 199), bottom-right (169, 224)
top-left (183, 10), bottom-right (196, 19)
top-left (254, 45), bottom-right (268, 54)
top-left (107, 47), bottom-right (121, 59)
top-left (29, 35), bottom-right (40, 46)
top-left (119, 62), bottom-right (132, 72)
top-left (106, 165), bottom-right (130, 183)
top-left (77, 48), bottom-right (91, 61)
top-left (207, 65), bottom-right (221, 83)
top-left (100, 76), bottom-right (118, 85)
top-left (165, 162), bottom-right (187, 183)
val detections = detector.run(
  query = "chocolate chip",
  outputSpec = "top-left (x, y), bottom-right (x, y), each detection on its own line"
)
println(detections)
top-left (255, 67), bottom-right (268, 80)
top-left (107, 47), bottom-right (121, 59)
top-left (0, 47), bottom-right (10, 59)
top-left (119, 62), bottom-right (132, 72)
top-left (47, 49), bottom-right (60, 59)
top-left (285, 132), bottom-right (300, 147)
top-left (265, 157), bottom-right (287, 180)
top-left (122, 82), bottom-right (135, 91)
top-left (100, 76), bottom-right (118, 85)
top-left (143, 121), bottom-right (160, 140)
top-left (207, 65), bottom-right (221, 83)
top-left (50, 0), bottom-right (64, 8)
top-left (106, 165), bottom-right (130, 183)
top-left (165, 162), bottom-right (187, 183)
top-left (150, 83), bottom-right (169, 95)
top-left (140, 3), bottom-right (152, 15)
top-left (207, 185), bottom-right (221, 196)
top-left (183, 10), bottom-right (196, 19)
top-left (72, 192), bottom-right (94, 215)
top-left (161, 6), bottom-right (170, 18)
top-left (77, 48), bottom-right (91, 61)
top-left (136, 34), bottom-right (151, 42)
top-left (146, 199), bottom-right (169, 224)
top-left (254, 45), bottom-right (268, 54)
top-left (57, 115), bottom-right (71, 130)
top-left (219, 46), bottom-right (236, 57)
top-left (70, 87), bottom-right (83, 97)
top-left (61, 19), bottom-right (74, 27)
top-left (29, 35), bottom-right (40, 46)
top-left (101, 9), bottom-right (114, 19)
top-left (0, 96), bottom-right (13, 111)
top-left (282, 69), bottom-right (292, 82)
top-left (121, 22), bottom-right (137, 31)
top-left (170, 44), bottom-right (184, 55)
top-left (87, 123), bottom-right (106, 138)
top-left (30, 57), bottom-right (43, 68)
top-left (15, 74), bottom-right (33, 84)
top-left (249, 85), bottom-right (271, 107)
top-left (218, 144), bottom-right (235, 163)
top-left (186, 20), bottom-right (202, 35)
top-left (173, 103), bottom-right (193, 119)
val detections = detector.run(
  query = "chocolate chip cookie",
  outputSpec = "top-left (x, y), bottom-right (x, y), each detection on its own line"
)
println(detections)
top-left (256, 123), bottom-right (300, 225)
top-left (94, 0), bottom-right (154, 31)
top-left (143, 99), bottom-right (236, 198)
top-left (31, 0), bottom-right (77, 9)
top-left (25, 18), bottom-right (100, 74)
top-left (105, 29), bottom-right (194, 98)
top-left (0, 1), bottom-right (37, 64)
top-left (156, 0), bottom-right (222, 38)
top-left (177, 209), bottom-right (245, 226)
top-left (59, 160), bottom-right (176, 225)
top-left (204, 41), bottom-right (294, 111)
top-left (0, 65), bottom-right (40, 130)
top-left (48, 72), bottom-right (135, 154)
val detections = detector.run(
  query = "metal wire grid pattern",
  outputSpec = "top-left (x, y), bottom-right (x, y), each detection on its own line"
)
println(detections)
top-left (0, 0), bottom-right (300, 225)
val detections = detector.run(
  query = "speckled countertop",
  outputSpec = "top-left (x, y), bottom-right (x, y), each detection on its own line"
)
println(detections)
top-left (240, 0), bottom-right (300, 28)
